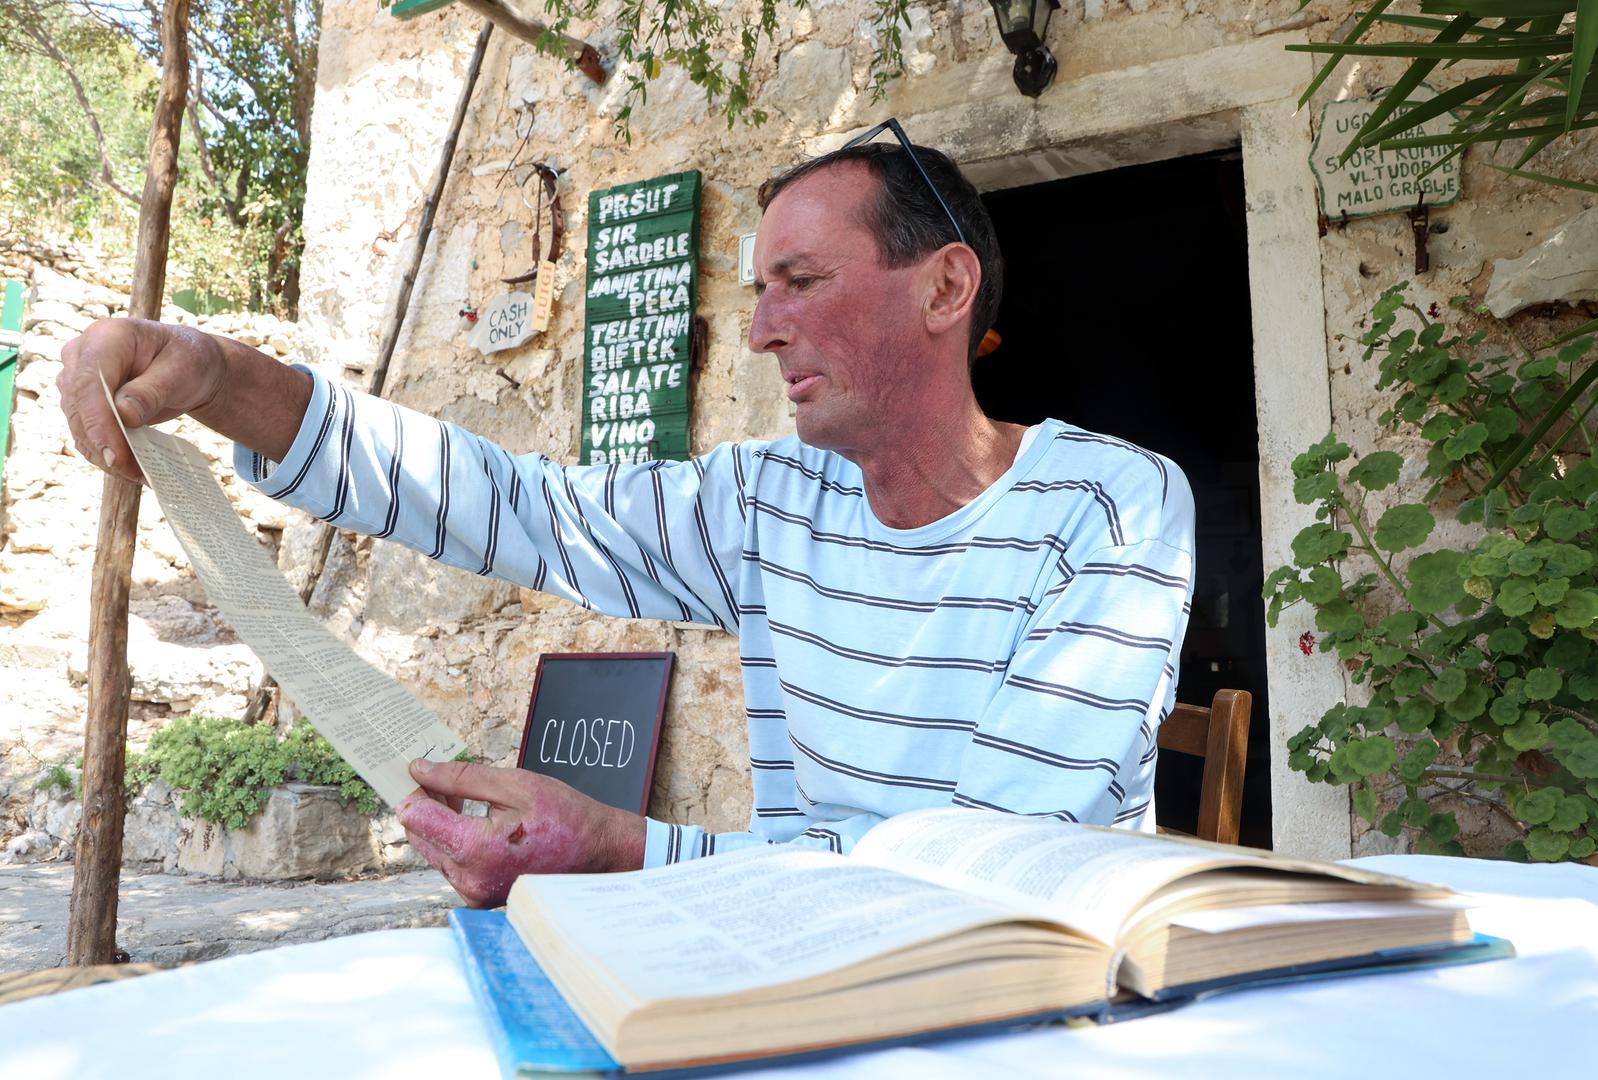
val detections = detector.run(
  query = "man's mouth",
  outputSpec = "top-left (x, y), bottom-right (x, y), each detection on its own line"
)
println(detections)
top-left (784, 372), bottom-right (821, 401)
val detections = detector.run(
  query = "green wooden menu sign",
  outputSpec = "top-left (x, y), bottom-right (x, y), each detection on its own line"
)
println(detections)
top-left (583, 170), bottom-right (700, 465)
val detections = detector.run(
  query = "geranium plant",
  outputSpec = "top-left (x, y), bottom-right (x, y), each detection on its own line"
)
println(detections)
top-left (1265, 284), bottom-right (1598, 862)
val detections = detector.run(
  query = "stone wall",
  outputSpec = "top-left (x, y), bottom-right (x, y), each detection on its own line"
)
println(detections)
top-left (5, 1), bottom-right (1595, 863)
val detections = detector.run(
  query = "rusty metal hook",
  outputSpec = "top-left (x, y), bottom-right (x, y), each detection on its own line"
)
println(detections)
top-left (503, 163), bottom-right (563, 285)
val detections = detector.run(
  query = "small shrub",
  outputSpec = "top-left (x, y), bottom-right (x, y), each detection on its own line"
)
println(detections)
top-left (126, 714), bottom-right (377, 829)
top-left (35, 760), bottom-right (80, 800)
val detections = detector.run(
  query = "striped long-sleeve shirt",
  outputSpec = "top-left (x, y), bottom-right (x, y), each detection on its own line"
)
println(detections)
top-left (236, 370), bottom-right (1195, 867)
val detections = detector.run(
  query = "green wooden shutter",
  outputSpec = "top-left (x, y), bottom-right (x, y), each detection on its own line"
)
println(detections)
top-left (0, 279), bottom-right (24, 498)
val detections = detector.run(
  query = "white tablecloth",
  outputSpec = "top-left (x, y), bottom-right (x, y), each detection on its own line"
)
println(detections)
top-left (3, 855), bottom-right (1595, 1079)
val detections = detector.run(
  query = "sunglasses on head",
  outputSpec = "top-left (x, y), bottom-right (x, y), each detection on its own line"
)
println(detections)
top-left (841, 118), bottom-right (967, 248)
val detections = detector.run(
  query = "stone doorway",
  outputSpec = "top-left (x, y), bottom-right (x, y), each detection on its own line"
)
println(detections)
top-left (978, 149), bottom-right (1273, 847)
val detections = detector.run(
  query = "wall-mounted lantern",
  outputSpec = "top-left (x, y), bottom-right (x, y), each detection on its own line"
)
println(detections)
top-left (988, 0), bottom-right (1060, 98)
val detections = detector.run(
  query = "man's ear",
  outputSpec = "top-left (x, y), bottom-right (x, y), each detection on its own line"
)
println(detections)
top-left (921, 244), bottom-right (981, 341)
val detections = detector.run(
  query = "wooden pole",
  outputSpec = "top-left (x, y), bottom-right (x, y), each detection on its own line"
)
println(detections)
top-left (67, 0), bottom-right (190, 967)
top-left (241, 20), bottom-right (497, 727)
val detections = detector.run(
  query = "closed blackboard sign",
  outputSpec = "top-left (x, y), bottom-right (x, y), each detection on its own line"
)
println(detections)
top-left (516, 653), bottom-right (673, 815)
top-left (582, 170), bottom-right (700, 465)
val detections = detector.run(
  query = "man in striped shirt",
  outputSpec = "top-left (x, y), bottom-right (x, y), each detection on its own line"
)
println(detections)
top-left (59, 135), bottom-right (1194, 909)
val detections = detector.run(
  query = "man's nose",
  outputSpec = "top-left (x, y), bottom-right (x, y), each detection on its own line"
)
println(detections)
top-left (748, 292), bottom-right (788, 354)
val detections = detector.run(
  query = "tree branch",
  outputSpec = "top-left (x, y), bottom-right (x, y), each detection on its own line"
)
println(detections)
top-left (23, 20), bottom-right (140, 205)
top-left (186, 60), bottom-right (218, 188)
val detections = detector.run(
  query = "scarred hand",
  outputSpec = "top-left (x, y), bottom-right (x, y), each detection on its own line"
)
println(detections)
top-left (396, 759), bottom-right (646, 908)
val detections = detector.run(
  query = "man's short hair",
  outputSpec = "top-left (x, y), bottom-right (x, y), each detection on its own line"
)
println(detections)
top-left (758, 142), bottom-right (1004, 365)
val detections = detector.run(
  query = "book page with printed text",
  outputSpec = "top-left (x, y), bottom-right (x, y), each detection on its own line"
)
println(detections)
top-left (119, 419), bottom-right (464, 806)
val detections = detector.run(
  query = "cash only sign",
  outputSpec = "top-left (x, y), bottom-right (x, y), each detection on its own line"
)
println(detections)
top-left (582, 170), bottom-right (701, 464)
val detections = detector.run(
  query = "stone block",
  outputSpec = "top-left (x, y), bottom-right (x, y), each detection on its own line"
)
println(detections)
top-left (224, 784), bottom-right (382, 880)
top-left (23, 300), bottom-right (91, 334)
top-left (177, 820), bottom-right (227, 876)
top-left (123, 780), bottom-right (182, 872)
top-left (760, 41), bottom-right (852, 131)
top-left (15, 358), bottom-right (62, 397)
top-left (1486, 206), bottom-right (1598, 318)
top-left (29, 265), bottom-right (87, 306)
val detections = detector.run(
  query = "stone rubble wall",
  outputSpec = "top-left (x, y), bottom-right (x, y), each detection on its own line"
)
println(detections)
top-left (0, 236), bottom-right (422, 878)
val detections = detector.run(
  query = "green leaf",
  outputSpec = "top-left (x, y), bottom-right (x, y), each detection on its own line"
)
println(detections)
top-left (1508, 545), bottom-right (1549, 574)
top-left (1293, 471), bottom-right (1340, 504)
top-left (1504, 716), bottom-right (1551, 751)
top-left (1570, 836), bottom-right (1598, 859)
top-left (1544, 542), bottom-right (1596, 578)
top-left (1560, 738), bottom-right (1598, 779)
top-left (1397, 697), bottom-right (1436, 733)
top-left (1488, 360), bottom-right (1598, 493)
top-left (1421, 414), bottom-right (1460, 441)
top-left (1444, 682), bottom-right (1490, 721)
top-left (1548, 794), bottom-right (1590, 833)
top-left (1402, 797), bottom-right (1430, 827)
top-left (1443, 422), bottom-right (1489, 460)
top-left (1294, 0), bottom-right (1395, 109)
top-left (1391, 666), bottom-right (1429, 696)
top-left (1525, 826), bottom-right (1571, 862)
top-left (1546, 633), bottom-right (1593, 668)
top-left (1556, 589), bottom-right (1598, 629)
top-left (1515, 786), bottom-right (1561, 826)
top-left (1489, 627), bottom-right (1529, 659)
top-left (1348, 451), bottom-right (1405, 491)
top-left (1535, 578), bottom-right (1571, 606)
top-left (1371, 643), bottom-right (1408, 667)
top-left (1550, 717), bottom-right (1591, 752)
top-left (1490, 164), bottom-right (1598, 195)
top-left (1378, 611), bottom-right (1426, 638)
top-left (1524, 666), bottom-right (1563, 700)
top-left (1518, 354), bottom-right (1560, 379)
top-left (1315, 599), bottom-right (1365, 636)
top-left (1301, 565), bottom-right (1344, 604)
top-left (1380, 809), bottom-right (1405, 837)
top-left (1481, 406), bottom-right (1520, 443)
top-left (1375, 504), bottom-right (1436, 552)
top-left (1292, 523), bottom-right (1351, 568)
top-left (1424, 811), bottom-right (1459, 845)
top-left (1498, 577), bottom-right (1539, 617)
top-left (1353, 785), bottom-right (1380, 823)
top-left (1346, 735), bottom-right (1398, 777)
top-left (1398, 739), bottom-right (1440, 782)
top-left (1430, 667), bottom-right (1468, 703)
top-left (1565, 0), bottom-right (1598, 139)
top-left (1407, 550), bottom-right (1466, 614)
top-left (1489, 695), bottom-right (1524, 727)
top-left (1543, 505), bottom-right (1591, 540)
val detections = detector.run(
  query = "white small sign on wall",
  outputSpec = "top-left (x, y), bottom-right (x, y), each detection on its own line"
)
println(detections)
top-left (739, 232), bottom-right (757, 285)
top-left (468, 291), bottom-right (536, 354)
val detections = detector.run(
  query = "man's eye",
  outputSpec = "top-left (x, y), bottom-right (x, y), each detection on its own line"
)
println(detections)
top-left (789, 277), bottom-right (816, 291)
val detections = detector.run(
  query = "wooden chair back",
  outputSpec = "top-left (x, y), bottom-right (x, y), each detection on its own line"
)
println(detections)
top-left (1156, 688), bottom-right (1252, 846)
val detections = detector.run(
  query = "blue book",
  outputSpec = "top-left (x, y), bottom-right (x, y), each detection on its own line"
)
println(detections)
top-left (449, 907), bottom-right (620, 1078)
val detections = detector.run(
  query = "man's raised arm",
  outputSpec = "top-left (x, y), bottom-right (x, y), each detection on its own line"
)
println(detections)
top-left (58, 318), bottom-right (313, 483)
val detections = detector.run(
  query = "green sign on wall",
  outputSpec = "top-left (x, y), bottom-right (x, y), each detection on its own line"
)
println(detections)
top-left (582, 170), bottom-right (700, 465)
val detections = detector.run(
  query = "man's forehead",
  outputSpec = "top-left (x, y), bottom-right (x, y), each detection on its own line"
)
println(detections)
top-left (755, 163), bottom-right (877, 263)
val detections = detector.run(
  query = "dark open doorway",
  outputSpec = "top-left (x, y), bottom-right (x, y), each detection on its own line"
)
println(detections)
top-left (980, 148), bottom-right (1272, 848)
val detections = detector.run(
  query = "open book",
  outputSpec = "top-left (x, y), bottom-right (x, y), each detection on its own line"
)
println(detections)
top-left (474, 807), bottom-right (1502, 1075)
